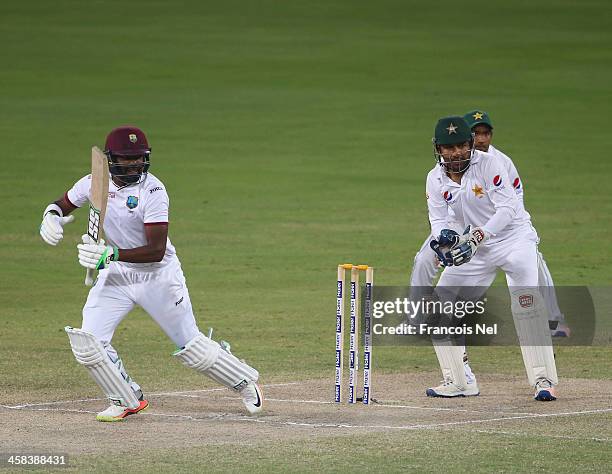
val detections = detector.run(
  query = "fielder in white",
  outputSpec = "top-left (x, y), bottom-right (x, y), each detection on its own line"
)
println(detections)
top-left (423, 116), bottom-right (558, 401)
top-left (410, 110), bottom-right (570, 338)
top-left (39, 126), bottom-right (263, 421)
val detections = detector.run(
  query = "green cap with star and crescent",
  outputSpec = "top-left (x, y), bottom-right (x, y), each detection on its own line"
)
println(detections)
top-left (434, 116), bottom-right (473, 145)
top-left (463, 110), bottom-right (493, 129)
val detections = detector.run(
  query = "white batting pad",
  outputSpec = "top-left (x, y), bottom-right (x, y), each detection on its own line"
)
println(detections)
top-left (433, 342), bottom-right (468, 390)
top-left (510, 289), bottom-right (558, 386)
top-left (65, 327), bottom-right (140, 409)
top-left (174, 333), bottom-right (259, 391)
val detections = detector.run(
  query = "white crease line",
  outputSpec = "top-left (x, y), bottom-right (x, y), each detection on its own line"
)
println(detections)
top-left (3, 405), bottom-right (611, 433)
top-left (0, 406), bottom-right (257, 423)
top-left (266, 398), bottom-right (333, 405)
top-left (468, 429), bottom-right (612, 443)
top-left (153, 382), bottom-right (299, 397)
top-left (0, 407), bottom-right (99, 415)
top-left (2, 397), bottom-right (105, 408)
top-left (376, 405), bottom-right (537, 416)
top-left (253, 397), bottom-right (482, 412)
top-left (222, 397), bottom-right (538, 416)
top-left (401, 407), bottom-right (612, 430)
top-left (0, 382), bottom-right (300, 409)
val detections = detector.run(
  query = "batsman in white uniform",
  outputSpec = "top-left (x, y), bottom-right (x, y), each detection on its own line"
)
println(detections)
top-left (423, 116), bottom-right (558, 401)
top-left (410, 110), bottom-right (569, 338)
top-left (39, 126), bottom-right (263, 421)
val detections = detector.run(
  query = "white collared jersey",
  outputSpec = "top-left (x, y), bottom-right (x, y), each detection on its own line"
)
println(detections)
top-left (436, 145), bottom-right (523, 225)
top-left (426, 150), bottom-right (533, 244)
top-left (66, 172), bottom-right (178, 270)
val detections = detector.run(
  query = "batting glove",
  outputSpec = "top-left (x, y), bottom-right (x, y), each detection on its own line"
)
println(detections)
top-left (40, 204), bottom-right (75, 246)
top-left (448, 226), bottom-right (487, 266)
top-left (77, 234), bottom-right (119, 270)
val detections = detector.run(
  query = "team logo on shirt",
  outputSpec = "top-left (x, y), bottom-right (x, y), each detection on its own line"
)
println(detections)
top-left (472, 184), bottom-right (484, 198)
top-left (513, 177), bottom-right (521, 189)
top-left (493, 175), bottom-right (503, 186)
top-left (443, 191), bottom-right (453, 202)
top-left (126, 195), bottom-right (139, 209)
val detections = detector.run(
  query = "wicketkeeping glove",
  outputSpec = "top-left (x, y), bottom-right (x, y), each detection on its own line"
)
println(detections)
top-left (448, 226), bottom-right (487, 266)
top-left (40, 207), bottom-right (75, 246)
top-left (429, 229), bottom-right (461, 267)
top-left (77, 234), bottom-right (119, 270)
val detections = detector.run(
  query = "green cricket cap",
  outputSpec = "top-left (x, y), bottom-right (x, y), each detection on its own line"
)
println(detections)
top-left (434, 116), bottom-right (473, 145)
top-left (463, 110), bottom-right (493, 129)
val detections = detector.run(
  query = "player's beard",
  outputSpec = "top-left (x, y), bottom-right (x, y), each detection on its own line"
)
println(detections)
top-left (444, 153), bottom-right (471, 173)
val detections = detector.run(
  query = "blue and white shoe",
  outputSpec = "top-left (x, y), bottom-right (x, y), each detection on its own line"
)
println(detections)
top-left (550, 321), bottom-right (571, 338)
top-left (534, 379), bottom-right (557, 401)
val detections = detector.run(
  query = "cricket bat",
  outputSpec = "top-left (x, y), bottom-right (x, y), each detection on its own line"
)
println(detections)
top-left (84, 146), bottom-right (110, 286)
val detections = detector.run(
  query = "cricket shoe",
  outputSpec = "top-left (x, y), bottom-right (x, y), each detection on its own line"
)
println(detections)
top-left (426, 380), bottom-right (480, 398)
top-left (550, 321), bottom-right (571, 338)
top-left (534, 379), bottom-right (557, 401)
top-left (96, 398), bottom-right (149, 422)
top-left (240, 381), bottom-right (263, 414)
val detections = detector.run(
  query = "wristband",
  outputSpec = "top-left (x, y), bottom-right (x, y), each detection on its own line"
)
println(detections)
top-left (472, 227), bottom-right (487, 244)
top-left (43, 203), bottom-right (63, 218)
top-left (96, 246), bottom-right (119, 270)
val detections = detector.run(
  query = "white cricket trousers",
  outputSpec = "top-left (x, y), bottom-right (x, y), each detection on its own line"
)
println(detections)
top-left (410, 232), bottom-right (564, 320)
top-left (437, 229), bottom-right (539, 288)
top-left (81, 260), bottom-right (200, 352)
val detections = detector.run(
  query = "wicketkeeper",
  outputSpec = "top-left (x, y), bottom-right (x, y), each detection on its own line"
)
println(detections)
top-left (410, 110), bottom-right (570, 338)
top-left (424, 116), bottom-right (558, 401)
top-left (40, 126), bottom-right (263, 421)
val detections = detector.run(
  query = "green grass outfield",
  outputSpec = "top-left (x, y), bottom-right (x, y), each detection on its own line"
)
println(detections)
top-left (1, 0), bottom-right (611, 471)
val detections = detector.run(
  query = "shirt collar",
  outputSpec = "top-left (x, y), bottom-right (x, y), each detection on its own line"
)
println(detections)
top-left (470, 149), bottom-right (484, 164)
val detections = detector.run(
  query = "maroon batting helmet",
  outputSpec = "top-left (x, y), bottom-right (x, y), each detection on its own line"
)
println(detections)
top-left (104, 126), bottom-right (151, 157)
top-left (104, 126), bottom-right (151, 185)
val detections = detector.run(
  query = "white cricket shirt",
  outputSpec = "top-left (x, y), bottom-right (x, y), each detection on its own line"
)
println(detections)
top-left (426, 150), bottom-right (533, 244)
top-left (66, 172), bottom-right (178, 269)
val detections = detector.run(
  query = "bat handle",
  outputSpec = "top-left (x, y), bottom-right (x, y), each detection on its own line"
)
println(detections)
top-left (85, 268), bottom-right (95, 286)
